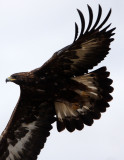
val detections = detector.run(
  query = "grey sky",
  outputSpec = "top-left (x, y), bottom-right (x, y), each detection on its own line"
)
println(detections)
top-left (0, 0), bottom-right (123, 160)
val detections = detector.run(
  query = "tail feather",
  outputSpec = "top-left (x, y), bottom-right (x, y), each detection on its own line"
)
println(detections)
top-left (75, 117), bottom-right (84, 130)
top-left (55, 67), bottom-right (113, 132)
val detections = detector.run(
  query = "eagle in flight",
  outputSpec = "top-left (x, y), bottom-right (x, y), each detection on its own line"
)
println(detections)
top-left (0, 5), bottom-right (115, 160)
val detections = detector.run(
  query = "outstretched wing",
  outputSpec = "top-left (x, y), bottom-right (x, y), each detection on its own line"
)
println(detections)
top-left (0, 87), bottom-right (55, 160)
top-left (33, 5), bottom-right (115, 77)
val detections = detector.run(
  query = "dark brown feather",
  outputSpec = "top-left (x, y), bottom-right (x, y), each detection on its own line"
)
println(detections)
top-left (33, 5), bottom-right (115, 77)
top-left (0, 88), bottom-right (55, 160)
top-left (55, 67), bottom-right (113, 132)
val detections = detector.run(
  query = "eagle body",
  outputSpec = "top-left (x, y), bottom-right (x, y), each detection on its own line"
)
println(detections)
top-left (0, 5), bottom-right (115, 160)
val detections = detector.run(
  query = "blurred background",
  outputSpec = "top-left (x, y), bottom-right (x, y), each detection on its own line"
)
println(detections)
top-left (0, 0), bottom-right (123, 160)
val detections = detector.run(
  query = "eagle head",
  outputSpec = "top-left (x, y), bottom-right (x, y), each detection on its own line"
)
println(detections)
top-left (6, 72), bottom-right (36, 85)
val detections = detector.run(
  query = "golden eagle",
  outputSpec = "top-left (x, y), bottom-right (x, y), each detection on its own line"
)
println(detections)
top-left (0, 5), bottom-right (115, 160)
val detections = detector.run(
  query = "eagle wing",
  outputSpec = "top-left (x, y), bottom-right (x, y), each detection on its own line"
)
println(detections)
top-left (32, 5), bottom-right (115, 132)
top-left (34, 5), bottom-right (115, 77)
top-left (0, 87), bottom-right (55, 160)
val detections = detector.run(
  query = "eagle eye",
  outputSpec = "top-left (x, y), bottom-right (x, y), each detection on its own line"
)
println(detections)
top-left (12, 75), bottom-right (17, 79)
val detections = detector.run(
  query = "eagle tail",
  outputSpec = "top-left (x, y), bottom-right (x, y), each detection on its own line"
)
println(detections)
top-left (55, 67), bottom-right (113, 132)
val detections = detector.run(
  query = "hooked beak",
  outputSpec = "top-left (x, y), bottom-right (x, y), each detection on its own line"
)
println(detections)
top-left (6, 77), bottom-right (16, 83)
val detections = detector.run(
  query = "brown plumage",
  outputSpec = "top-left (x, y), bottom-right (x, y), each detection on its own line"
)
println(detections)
top-left (0, 5), bottom-right (115, 160)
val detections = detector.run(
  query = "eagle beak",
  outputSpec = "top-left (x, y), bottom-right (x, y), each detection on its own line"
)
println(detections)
top-left (6, 77), bottom-right (16, 83)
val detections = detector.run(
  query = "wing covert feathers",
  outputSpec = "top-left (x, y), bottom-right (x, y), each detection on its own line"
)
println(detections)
top-left (55, 67), bottom-right (113, 132)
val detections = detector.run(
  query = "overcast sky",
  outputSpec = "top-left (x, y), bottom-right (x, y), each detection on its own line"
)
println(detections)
top-left (0, 0), bottom-right (124, 160)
